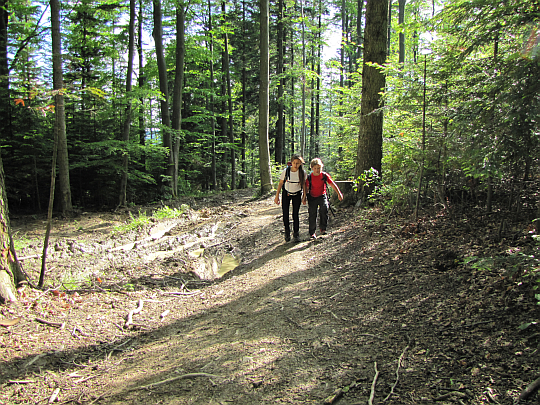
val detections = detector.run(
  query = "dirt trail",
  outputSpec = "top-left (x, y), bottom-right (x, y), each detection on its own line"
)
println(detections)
top-left (1, 190), bottom-right (540, 404)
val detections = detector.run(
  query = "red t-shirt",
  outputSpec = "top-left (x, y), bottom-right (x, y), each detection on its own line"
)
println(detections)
top-left (307, 172), bottom-right (332, 197)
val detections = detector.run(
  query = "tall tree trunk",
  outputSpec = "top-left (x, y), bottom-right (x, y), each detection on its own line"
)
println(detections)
top-left (138, 0), bottom-right (146, 156)
top-left (119, 0), bottom-right (136, 207)
top-left (398, 0), bottom-right (406, 64)
top-left (290, 27), bottom-right (295, 155)
top-left (171, 4), bottom-right (186, 197)
top-left (357, 0), bottom-right (364, 69)
top-left (315, 10), bottom-right (321, 157)
top-left (153, 0), bottom-right (173, 192)
top-left (275, 0), bottom-right (285, 164)
top-left (355, 0), bottom-right (388, 194)
top-left (387, 0), bottom-right (392, 57)
top-left (222, 16), bottom-right (235, 188)
top-left (208, 0), bottom-right (217, 190)
top-left (239, 0), bottom-right (248, 188)
top-left (300, 0), bottom-right (306, 157)
top-left (0, 0), bottom-right (9, 142)
top-left (259, 0), bottom-right (272, 194)
top-left (51, 0), bottom-right (72, 215)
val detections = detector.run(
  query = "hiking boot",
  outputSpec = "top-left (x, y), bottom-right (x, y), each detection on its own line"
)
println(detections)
top-left (310, 234), bottom-right (317, 240)
top-left (285, 232), bottom-right (291, 242)
top-left (320, 229), bottom-right (326, 235)
top-left (293, 233), bottom-right (301, 243)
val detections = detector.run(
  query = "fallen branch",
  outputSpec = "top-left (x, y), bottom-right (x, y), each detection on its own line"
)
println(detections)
top-left (384, 345), bottom-right (409, 401)
top-left (161, 290), bottom-right (200, 296)
top-left (124, 299), bottom-right (144, 328)
top-left (48, 387), bottom-right (60, 403)
top-left (8, 380), bottom-right (35, 384)
top-left (160, 310), bottom-right (170, 321)
top-left (35, 318), bottom-right (65, 329)
top-left (518, 375), bottom-right (540, 402)
top-left (0, 317), bottom-right (20, 327)
top-left (324, 387), bottom-right (343, 404)
top-left (131, 373), bottom-right (223, 391)
top-left (369, 362), bottom-right (379, 405)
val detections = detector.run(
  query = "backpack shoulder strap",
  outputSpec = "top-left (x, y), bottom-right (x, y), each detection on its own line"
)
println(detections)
top-left (286, 165), bottom-right (291, 181)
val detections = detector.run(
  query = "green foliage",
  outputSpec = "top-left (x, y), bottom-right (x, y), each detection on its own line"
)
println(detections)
top-left (153, 204), bottom-right (189, 220)
top-left (113, 211), bottom-right (151, 234)
top-left (464, 232), bottom-right (540, 307)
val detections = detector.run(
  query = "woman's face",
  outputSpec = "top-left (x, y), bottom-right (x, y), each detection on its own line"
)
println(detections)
top-left (291, 159), bottom-right (302, 171)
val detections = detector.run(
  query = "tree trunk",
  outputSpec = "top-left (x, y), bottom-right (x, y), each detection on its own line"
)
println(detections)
top-left (275, 0), bottom-right (284, 164)
top-left (171, 4), bottom-right (186, 197)
top-left (300, 0), bottom-right (306, 157)
top-left (208, 0), bottom-right (217, 190)
top-left (355, 0), bottom-right (388, 194)
top-left (0, 153), bottom-right (23, 302)
top-left (357, 0), bottom-right (364, 69)
top-left (239, 0), bottom-right (248, 188)
top-left (153, 0), bottom-right (173, 192)
top-left (223, 20), bottom-right (235, 189)
top-left (398, 0), bottom-right (406, 64)
top-left (258, 0), bottom-right (272, 194)
top-left (51, 0), bottom-right (72, 216)
top-left (118, 0), bottom-right (136, 207)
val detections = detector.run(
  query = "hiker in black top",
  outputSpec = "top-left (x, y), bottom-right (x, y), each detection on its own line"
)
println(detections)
top-left (274, 154), bottom-right (307, 242)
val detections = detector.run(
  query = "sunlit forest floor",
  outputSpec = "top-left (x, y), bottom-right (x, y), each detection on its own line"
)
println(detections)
top-left (1, 189), bottom-right (539, 404)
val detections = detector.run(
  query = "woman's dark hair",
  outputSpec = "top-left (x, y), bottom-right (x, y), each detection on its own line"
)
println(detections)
top-left (291, 154), bottom-right (305, 187)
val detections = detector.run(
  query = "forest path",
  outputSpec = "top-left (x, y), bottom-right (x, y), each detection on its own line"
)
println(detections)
top-left (1, 189), bottom-right (539, 405)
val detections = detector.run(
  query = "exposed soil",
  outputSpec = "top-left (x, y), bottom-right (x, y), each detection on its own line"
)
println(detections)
top-left (1, 189), bottom-right (539, 405)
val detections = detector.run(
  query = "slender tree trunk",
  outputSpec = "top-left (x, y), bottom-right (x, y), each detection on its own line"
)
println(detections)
top-left (290, 27), bottom-right (295, 155)
top-left (315, 11), bottom-right (321, 157)
top-left (0, 0), bottom-right (9, 141)
top-left (138, 0), bottom-right (146, 154)
top-left (357, 0), bottom-right (364, 69)
top-left (239, 0), bottom-right (248, 188)
top-left (51, 0), bottom-right (72, 215)
top-left (387, 0), bottom-right (392, 57)
top-left (153, 0), bottom-right (173, 192)
top-left (355, 0), bottom-right (388, 193)
top-left (300, 0), bottom-right (306, 157)
top-left (171, 4), bottom-right (186, 197)
top-left (259, 0), bottom-right (272, 194)
top-left (119, 0), bottom-right (136, 207)
top-left (208, 0), bottom-right (217, 190)
top-left (276, 0), bottom-right (285, 164)
top-left (398, 0), bottom-right (406, 64)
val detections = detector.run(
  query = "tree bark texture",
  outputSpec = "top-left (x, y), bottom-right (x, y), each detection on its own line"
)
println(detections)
top-left (119, 0), bottom-right (136, 207)
top-left (171, 4), bottom-right (186, 197)
top-left (258, 0), bottom-right (272, 194)
top-left (153, 0), bottom-right (173, 191)
top-left (51, 0), bottom-right (72, 215)
top-left (355, 0), bottom-right (388, 181)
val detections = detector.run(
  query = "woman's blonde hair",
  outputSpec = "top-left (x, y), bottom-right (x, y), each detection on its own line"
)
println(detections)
top-left (310, 158), bottom-right (323, 168)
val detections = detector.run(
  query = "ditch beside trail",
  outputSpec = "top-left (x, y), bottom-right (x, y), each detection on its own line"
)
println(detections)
top-left (1, 189), bottom-right (539, 404)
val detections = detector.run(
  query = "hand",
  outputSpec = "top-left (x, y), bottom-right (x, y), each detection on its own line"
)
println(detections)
top-left (274, 195), bottom-right (280, 205)
top-left (302, 197), bottom-right (307, 205)
top-left (338, 193), bottom-right (343, 201)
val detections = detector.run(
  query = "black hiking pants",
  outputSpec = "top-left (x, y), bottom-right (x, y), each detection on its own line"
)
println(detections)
top-left (282, 191), bottom-right (302, 237)
top-left (308, 194), bottom-right (329, 236)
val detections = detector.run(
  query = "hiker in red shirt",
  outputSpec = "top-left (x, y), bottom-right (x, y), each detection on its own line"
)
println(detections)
top-left (303, 158), bottom-right (343, 239)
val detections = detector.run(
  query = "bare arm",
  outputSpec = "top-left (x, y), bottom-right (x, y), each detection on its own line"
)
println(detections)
top-left (329, 179), bottom-right (343, 201)
top-left (275, 179), bottom-right (284, 205)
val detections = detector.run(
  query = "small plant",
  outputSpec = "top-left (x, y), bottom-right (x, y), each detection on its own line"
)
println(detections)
top-left (154, 204), bottom-right (188, 220)
top-left (113, 211), bottom-right (150, 234)
top-left (13, 234), bottom-right (33, 250)
top-left (353, 167), bottom-right (383, 201)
